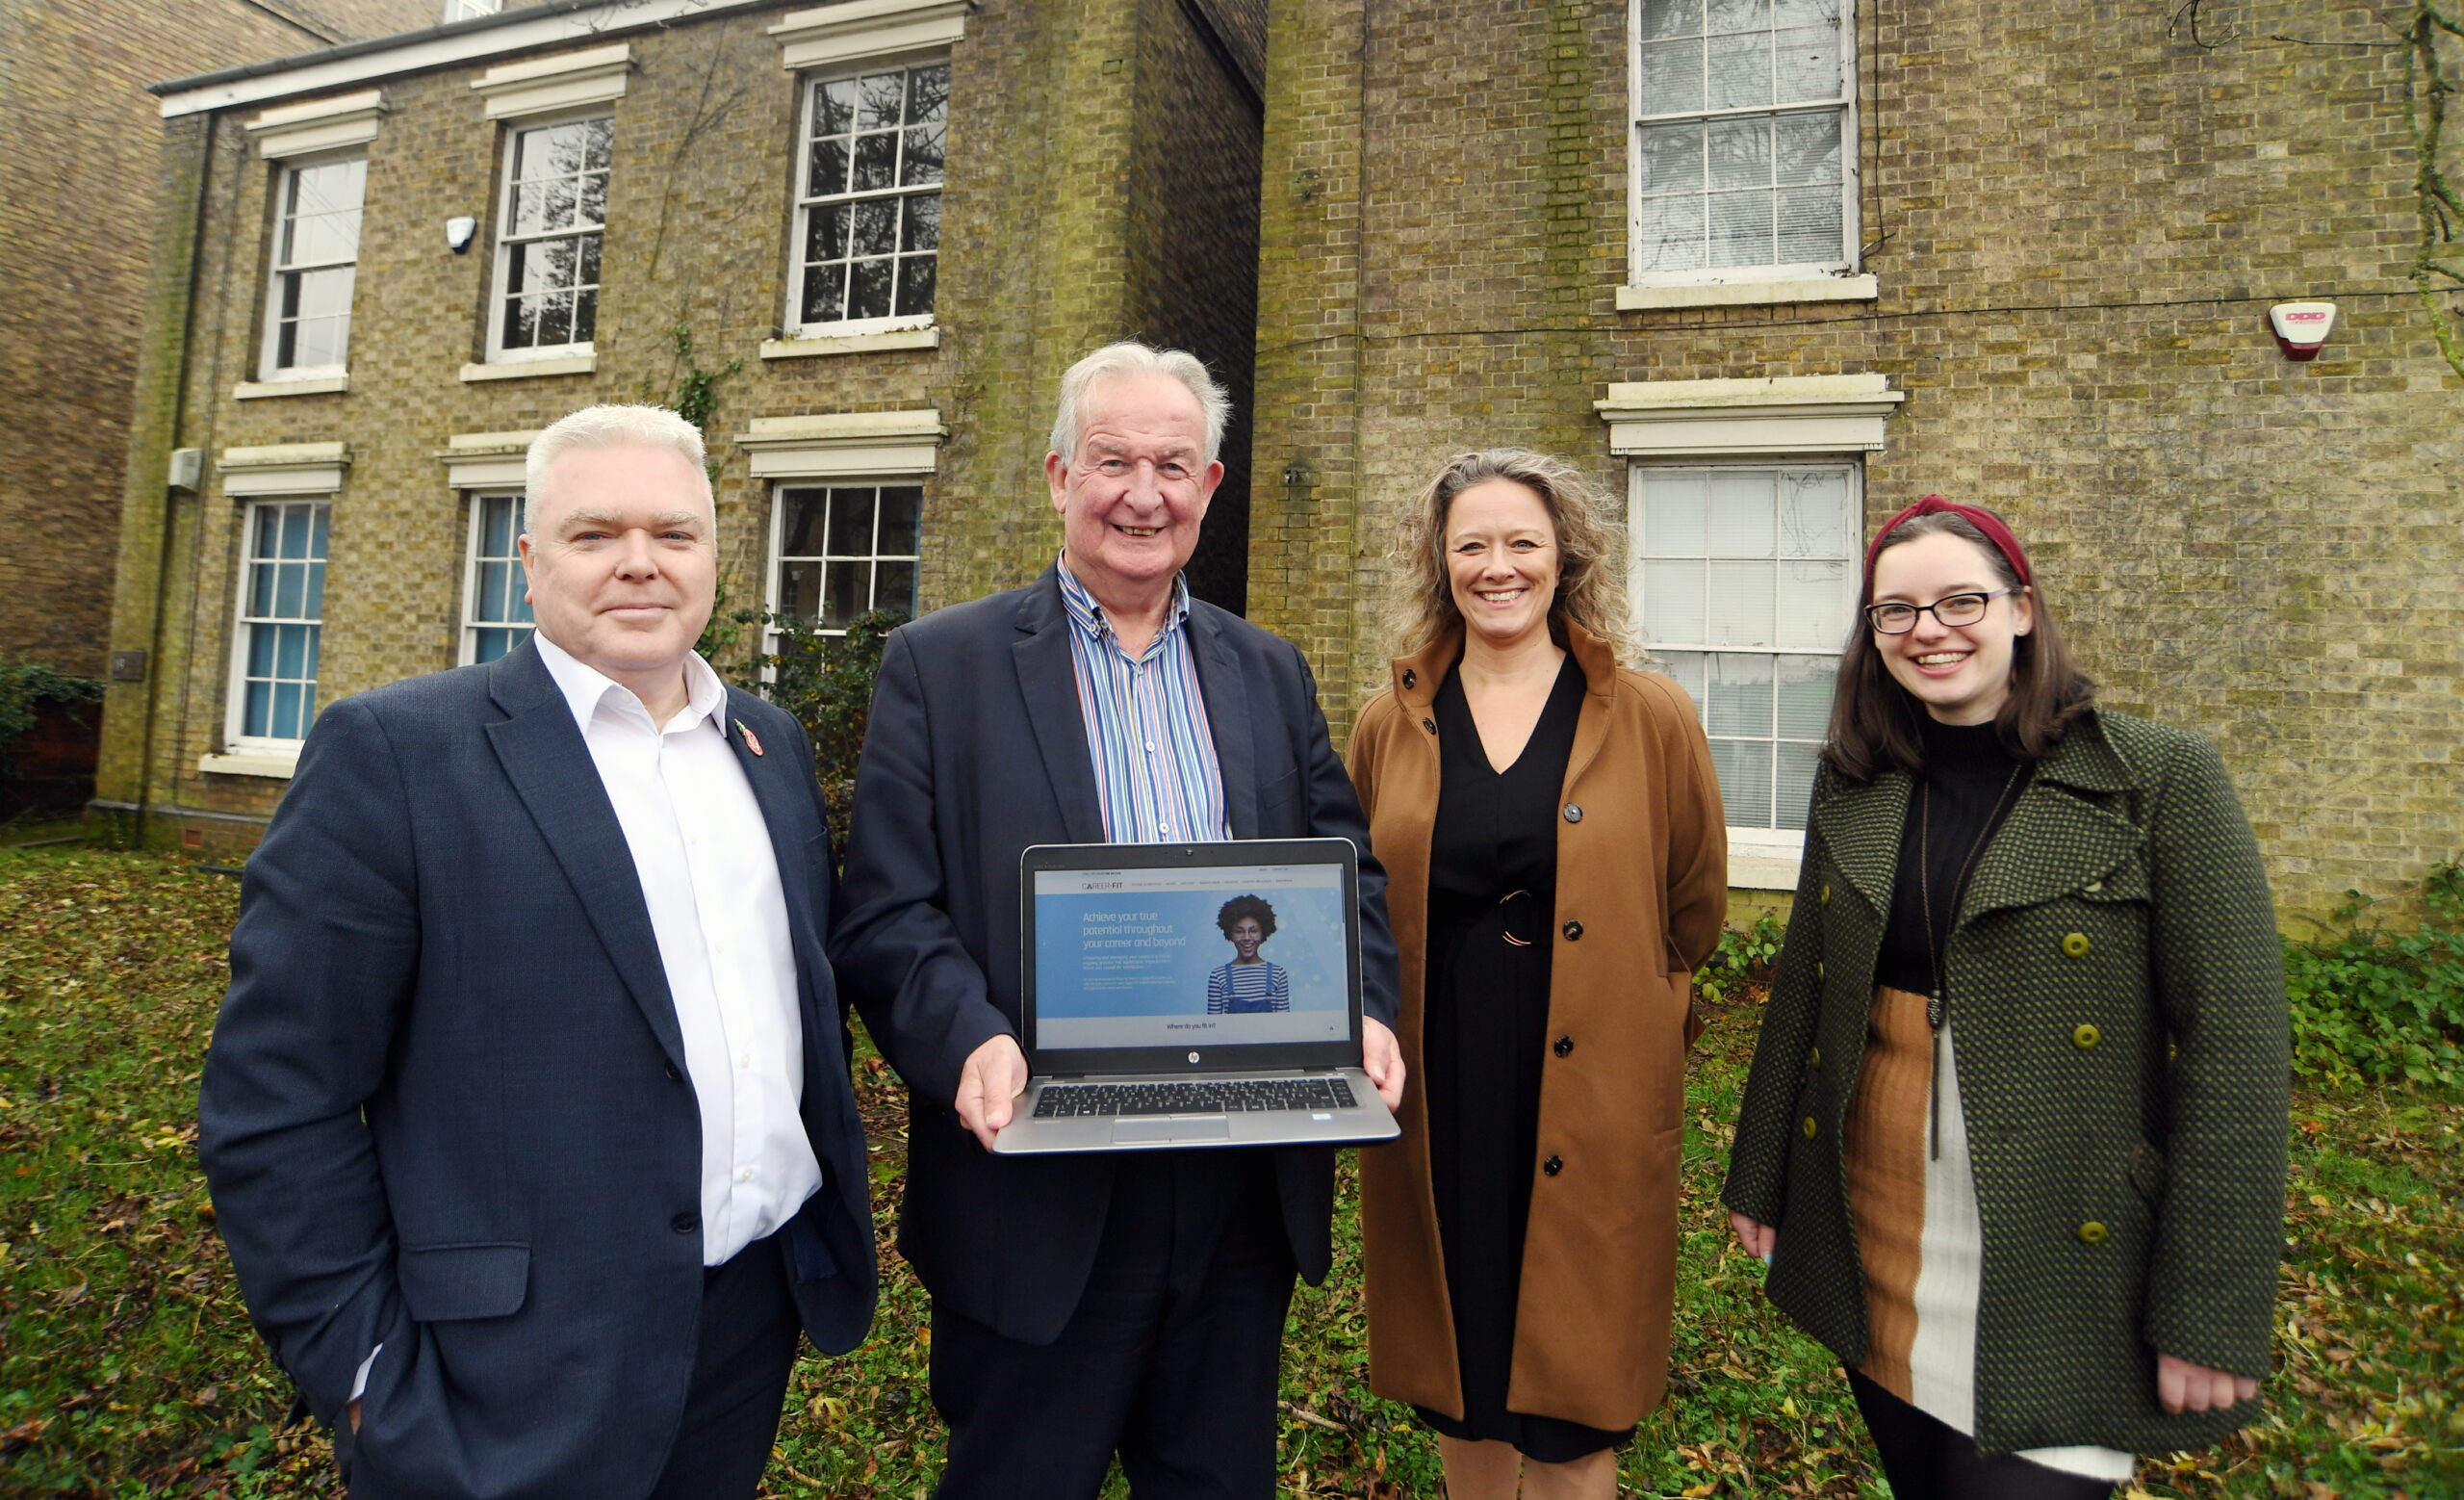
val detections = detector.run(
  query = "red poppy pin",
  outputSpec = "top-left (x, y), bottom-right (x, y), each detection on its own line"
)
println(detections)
top-left (734, 718), bottom-right (764, 757)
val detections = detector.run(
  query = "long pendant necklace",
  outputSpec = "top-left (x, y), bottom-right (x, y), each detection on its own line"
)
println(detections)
top-left (1917, 761), bottom-right (2026, 1160)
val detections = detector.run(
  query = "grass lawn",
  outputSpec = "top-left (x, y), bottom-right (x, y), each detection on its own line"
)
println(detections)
top-left (1, 846), bottom-right (2455, 1498)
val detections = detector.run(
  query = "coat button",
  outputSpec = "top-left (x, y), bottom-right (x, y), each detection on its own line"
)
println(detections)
top-left (1402, 668), bottom-right (1417, 687)
top-left (1816, 961), bottom-right (1825, 980)
top-left (1819, 884), bottom-right (1831, 905)
top-left (672, 1212), bottom-right (700, 1235)
top-left (2072, 1023), bottom-right (2101, 1049)
top-left (2077, 1221), bottom-right (2108, 1245)
top-left (2083, 880), bottom-right (2103, 893)
top-left (663, 1060), bottom-right (683, 1081)
top-left (1562, 803), bottom-right (1583, 823)
top-left (1422, 717), bottom-right (1438, 735)
top-left (1562, 919), bottom-right (1583, 941)
top-left (1809, 1046), bottom-right (1822, 1071)
top-left (1553, 1035), bottom-right (1574, 1057)
top-left (1543, 1155), bottom-right (1563, 1176)
top-left (2062, 932), bottom-right (2092, 958)
top-left (1801, 1116), bottom-right (1819, 1139)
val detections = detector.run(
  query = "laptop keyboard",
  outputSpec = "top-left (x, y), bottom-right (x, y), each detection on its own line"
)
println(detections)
top-left (1032, 1077), bottom-right (1359, 1118)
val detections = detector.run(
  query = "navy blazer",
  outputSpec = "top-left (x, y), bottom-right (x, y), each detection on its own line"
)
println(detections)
top-left (198, 640), bottom-right (876, 1500)
top-left (831, 566), bottom-right (1399, 1344)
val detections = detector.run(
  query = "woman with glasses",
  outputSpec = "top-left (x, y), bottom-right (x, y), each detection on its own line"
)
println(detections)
top-left (1348, 451), bottom-right (1728, 1500)
top-left (1721, 496), bottom-right (2288, 1498)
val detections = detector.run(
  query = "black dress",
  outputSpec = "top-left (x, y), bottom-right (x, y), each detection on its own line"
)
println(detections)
top-left (1412, 655), bottom-right (1630, 1461)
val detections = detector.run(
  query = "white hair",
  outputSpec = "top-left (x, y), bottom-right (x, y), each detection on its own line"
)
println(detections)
top-left (1048, 342), bottom-right (1231, 467)
top-left (524, 404), bottom-right (711, 530)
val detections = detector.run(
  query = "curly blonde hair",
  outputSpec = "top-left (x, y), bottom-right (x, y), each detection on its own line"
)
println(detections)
top-left (1384, 449), bottom-right (1641, 664)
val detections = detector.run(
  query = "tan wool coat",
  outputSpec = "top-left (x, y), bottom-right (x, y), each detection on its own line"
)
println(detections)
top-left (1347, 621), bottom-right (1730, 1432)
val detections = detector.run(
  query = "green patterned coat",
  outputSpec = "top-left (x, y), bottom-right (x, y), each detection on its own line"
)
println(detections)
top-left (1722, 709), bottom-right (2289, 1455)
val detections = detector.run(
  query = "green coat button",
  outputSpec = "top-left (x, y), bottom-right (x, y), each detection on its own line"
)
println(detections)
top-left (2077, 1221), bottom-right (2108, 1245)
top-left (2083, 880), bottom-right (2104, 893)
top-left (2072, 1023), bottom-right (2100, 1049)
top-left (1819, 884), bottom-right (1831, 905)
top-left (1802, 1116), bottom-right (1819, 1139)
top-left (1816, 961), bottom-right (1826, 980)
top-left (2062, 931), bottom-right (2092, 958)
top-left (1809, 1046), bottom-right (1823, 1071)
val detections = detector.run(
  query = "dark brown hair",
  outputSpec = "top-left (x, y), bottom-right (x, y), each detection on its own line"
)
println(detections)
top-left (1823, 510), bottom-right (2094, 782)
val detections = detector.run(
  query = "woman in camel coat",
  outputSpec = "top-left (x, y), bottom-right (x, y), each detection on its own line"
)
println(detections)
top-left (1348, 449), bottom-right (1728, 1499)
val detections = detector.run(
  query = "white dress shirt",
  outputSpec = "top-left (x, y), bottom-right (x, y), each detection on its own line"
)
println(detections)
top-left (533, 632), bottom-right (823, 1265)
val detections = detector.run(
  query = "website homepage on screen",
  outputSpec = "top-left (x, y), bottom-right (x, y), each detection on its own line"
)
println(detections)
top-left (1033, 863), bottom-right (1351, 1049)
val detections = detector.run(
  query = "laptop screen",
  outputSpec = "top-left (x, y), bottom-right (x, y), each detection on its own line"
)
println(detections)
top-left (1028, 854), bottom-right (1355, 1056)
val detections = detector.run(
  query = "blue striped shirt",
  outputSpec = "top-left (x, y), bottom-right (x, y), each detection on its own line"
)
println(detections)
top-left (1208, 961), bottom-right (1290, 1014)
top-left (1056, 556), bottom-right (1229, 844)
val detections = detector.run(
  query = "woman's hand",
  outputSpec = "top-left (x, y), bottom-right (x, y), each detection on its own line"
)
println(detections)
top-left (1361, 1018), bottom-right (1406, 1110)
top-left (1729, 1211), bottom-right (1776, 1261)
top-left (2155, 1352), bottom-right (2258, 1414)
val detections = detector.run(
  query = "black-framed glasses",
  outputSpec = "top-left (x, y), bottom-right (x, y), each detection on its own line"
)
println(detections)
top-left (1864, 589), bottom-right (2015, 634)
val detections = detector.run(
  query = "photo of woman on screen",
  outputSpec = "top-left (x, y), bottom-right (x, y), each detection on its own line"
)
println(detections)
top-left (1207, 895), bottom-right (1292, 1014)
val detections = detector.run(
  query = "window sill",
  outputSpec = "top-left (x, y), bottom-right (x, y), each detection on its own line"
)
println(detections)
top-left (761, 326), bottom-right (941, 360)
top-left (198, 750), bottom-right (299, 780)
top-left (1726, 829), bottom-right (1806, 892)
top-left (1617, 274), bottom-right (1878, 312)
top-left (460, 353), bottom-right (597, 382)
top-left (236, 374), bottom-right (349, 400)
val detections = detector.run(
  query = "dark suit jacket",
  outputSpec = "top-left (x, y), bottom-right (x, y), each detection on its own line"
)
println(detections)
top-left (831, 566), bottom-right (1399, 1345)
top-left (197, 640), bottom-right (877, 1500)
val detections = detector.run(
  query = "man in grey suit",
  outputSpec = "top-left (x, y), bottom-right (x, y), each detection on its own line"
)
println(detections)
top-left (198, 404), bottom-right (875, 1499)
top-left (833, 343), bottom-right (1403, 1498)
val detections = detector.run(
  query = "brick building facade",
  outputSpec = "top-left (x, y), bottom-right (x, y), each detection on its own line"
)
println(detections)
top-left (0, 0), bottom-right (440, 679)
top-left (1246, 0), bottom-right (2460, 917)
top-left (95, 0), bottom-right (1267, 856)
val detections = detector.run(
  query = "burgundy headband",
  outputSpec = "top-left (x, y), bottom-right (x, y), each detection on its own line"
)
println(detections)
top-left (1861, 494), bottom-right (2033, 591)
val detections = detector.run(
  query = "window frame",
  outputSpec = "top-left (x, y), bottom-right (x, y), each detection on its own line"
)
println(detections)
top-left (225, 498), bottom-right (332, 756)
top-left (784, 54), bottom-right (950, 340)
top-left (446, 0), bottom-right (502, 19)
top-left (762, 477), bottom-right (925, 649)
top-left (1626, 0), bottom-right (1861, 289)
top-left (257, 151), bottom-right (366, 382)
top-left (1630, 456), bottom-right (1864, 864)
top-left (459, 490), bottom-right (534, 665)
top-left (483, 110), bottom-right (612, 365)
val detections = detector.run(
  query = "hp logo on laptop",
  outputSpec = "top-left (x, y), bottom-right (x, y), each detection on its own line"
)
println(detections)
top-left (1188, 1051), bottom-right (1201, 1065)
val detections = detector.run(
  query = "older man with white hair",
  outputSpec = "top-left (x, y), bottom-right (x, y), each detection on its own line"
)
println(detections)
top-left (834, 343), bottom-right (1403, 1498)
top-left (200, 404), bottom-right (876, 1499)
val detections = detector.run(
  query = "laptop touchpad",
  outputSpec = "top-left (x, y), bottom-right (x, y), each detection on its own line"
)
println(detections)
top-left (1113, 1117), bottom-right (1231, 1144)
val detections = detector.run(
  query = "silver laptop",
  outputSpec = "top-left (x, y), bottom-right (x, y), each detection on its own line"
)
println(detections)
top-left (991, 838), bottom-right (1400, 1154)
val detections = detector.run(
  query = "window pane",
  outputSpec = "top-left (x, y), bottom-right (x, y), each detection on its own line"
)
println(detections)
top-left (1776, 653), bottom-right (1834, 738)
top-left (858, 72), bottom-right (904, 131)
top-left (1707, 31), bottom-right (1771, 110)
top-left (780, 489), bottom-right (827, 556)
top-left (275, 622), bottom-right (307, 680)
top-left (1639, 39), bottom-right (1703, 114)
top-left (1776, 561), bottom-right (1852, 648)
top-left (1707, 0), bottom-right (1768, 29)
top-left (1706, 652), bottom-right (1774, 737)
top-left (1707, 118), bottom-right (1771, 190)
top-left (1775, 0), bottom-right (1836, 26)
top-left (808, 138), bottom-right (849, 198)
top-left (1708, 190), bottom-right (1774, 267)
top-left (1641, 471), bottom-right (1707, 556)
top-left (1711, 738), bottom-right (1773, 827)
top-left (873, 560), bottom-right (917, 619)
top-left (901, 122), bottom-right (946, 186)
top-left (808, 202), bottom-right (852, 261)
top-left (578, 117), bottom-right (613, 170)
top-left (244, 681), bottom-right (271, 738)
top-left (902, 194), bottom-right (941, 252)
top-left (1775, 111), bottom-right (1841, 186)
top-left (1775, 741), bottom-right (1819, 830)
top-left (1707, 472), bottom-right (1776, 556)
top-left (777, 559), bottom-right (822, 619)
top-left (818, 77), bottom-right (858, 136)
top-left (248, 625), bottom-right (277, 675)
top-left (894, 255), bottom-right (937, 319)
top-left (1779, 469), bottom-right (1852, 558)
top-left (273, 563), bottom-right (303, 618)
top-left (1636, 122), bottom-right (1704, 195)
top-left (853, 131), bottom-right (896, 192)
top-left (1641, 0), bottom-right (1704, 40)
top-left (848, 256), bottom-right (892, 319)
top-left (279, 504), bottom-right (314, 559)
top-left (271, 682), bottom-right (304, 740)
top-left (1706, 560), bottom-right (1774, 646)
top-left (1774, 23), bottom-right (1840, 102)
top-left (826, 488), bottom-right (877, 555)
top-left (1641, 559), bottom-right (1705, 644)
top-left (877, 486), bottom-right (922, 554)
top-left (1652, 649), bottom-right (1706, 703)
top-left (571, 286), bottom-right (596, 345)
top-left (852, 198), bottom-right (898, 256)
top-left (801, 262), bottom-right (846, 324)
top-left (1633, 193), bottom-right (1706, 272)
top-left (823, 560), bottom-right (864, 626)
top-left (536, 291), bottom-right (574, 347)
top-left (908, 64), bottom-right (950, 124)
top-left (303, 557), bottom-right (325, 619)
top-left (1776, 186), bottom-right (1843, 264)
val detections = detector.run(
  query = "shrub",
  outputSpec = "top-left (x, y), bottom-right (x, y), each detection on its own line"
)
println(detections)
top-left (1696, 912), bottom-right (1785, 1006)
top-left (735, 608), bottom-right (904, 857)
top-left (0, 661), bottom-right (105, 777)
top-left (2284, 862), bottom-right (2464, 1088)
